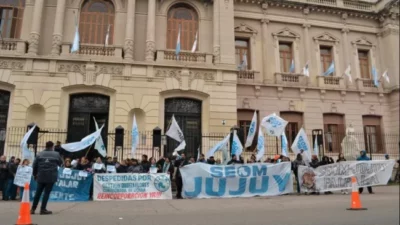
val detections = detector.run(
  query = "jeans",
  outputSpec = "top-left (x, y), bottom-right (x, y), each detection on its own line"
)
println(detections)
top-left (6, 178), bottom-right (17, 200)
top-left (176, 176), bottom-right (183, 198)
top-left (0, 179), bottom-right (8, 200)
top-left (32, 182), bottom-right (55, 211)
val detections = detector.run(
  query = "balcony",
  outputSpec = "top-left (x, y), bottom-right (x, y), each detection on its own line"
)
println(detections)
top-left (317, 76), bottom-right (345, 89)
top-left (61, 43), bottom-right (123, 59)
top-left (0, 39), bottom-right (28, 56)
top-left (275, 73), bottom-right (308, 86)
top-left (156, 50), bottom-right (213, 65)
top-left (279, 0), bottom-right (377, 12)
top-left (356, 78), bottom-right (382, 92)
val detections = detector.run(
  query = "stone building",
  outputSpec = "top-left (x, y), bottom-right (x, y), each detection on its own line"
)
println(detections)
top-left (0, 0), bottom-right (398, 158)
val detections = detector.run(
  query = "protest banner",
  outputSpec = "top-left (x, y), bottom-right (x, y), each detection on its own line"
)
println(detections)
top-left (180, 162), bottom-right (293, 198)
top-left (298, 160), bottom-right (396, 192)
top-left (14, 166), bottom-right (33, 187)
top-left (93, 173), bottom-right (172, 201)
top-left (30, 168), bottom-right (93, 202)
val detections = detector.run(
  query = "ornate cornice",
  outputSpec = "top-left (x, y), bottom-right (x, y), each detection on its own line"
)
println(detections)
top-left (0, 60), bottom-right (25, 70)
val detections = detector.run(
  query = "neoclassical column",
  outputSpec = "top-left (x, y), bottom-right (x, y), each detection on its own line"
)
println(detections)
top-left (124, 0), bottom-right (136, 60)
top-left (51, 0), bottom-right (66, 55)
top-left (213, 0), bottom-right (220, 63)
top-left (302, 24), bottom-right (311, 62)
top-left (341, 28), bottom-right (350, 66)
top-left (145, 0), bottom-right (156, 61)
top-left (28, 0), bottom-right (45, 55)
top-left (261, 19), bottom-right (269, 82)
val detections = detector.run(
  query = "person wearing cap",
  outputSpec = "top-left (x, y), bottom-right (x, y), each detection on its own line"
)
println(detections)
top-left (31, 141), bottom-right (63, 215)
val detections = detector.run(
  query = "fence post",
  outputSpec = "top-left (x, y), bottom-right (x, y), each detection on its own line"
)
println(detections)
top-left (152, 127), bottom-right (162, 157)
top-left (27, 123), bottom-right (40, 156)
top-left (114, 126), bottom-right (124, 160)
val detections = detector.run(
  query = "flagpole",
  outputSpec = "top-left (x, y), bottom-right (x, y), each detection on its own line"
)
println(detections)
top-left (85, 144), bottom-right (93, 158)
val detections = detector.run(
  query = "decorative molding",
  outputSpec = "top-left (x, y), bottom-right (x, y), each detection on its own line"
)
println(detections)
top-left (243, 98), bottom-right (250, 109)
top-left (313, 32), bottom-right (340, 43)
top-left (272, 27), bottom-right (300, 39)
top-left (123, 39), bottom-right (134, 59)
top-left (57, 63), bottom-right (123, 76)
top-left (289, 100), bottom-right (295, 111)
top-left (58, 63), bottom-right (86, 74)
top-left (234, 23), bottom-right (258, 34)
top-left (95, 65), bottom-right (123, 76)
top-left (155, 69), bottom-right (181, 82)
top-left (340, 91), bottom-right (346, 103)
top-left (189, 71), bottom-right (215, 83)
top-left (331, 102), bottom-right (337, 113)
top-left (277, 87), bottom-right (283, 99)
top-left (51, 34), bottom-right (62, 55)
top-left (299, 88), bottom-right (305, 101)
top-left (352, 36), bottom-right (374, 46)
top-left (369, 105), bottom-right (375, 114)
top-left (359, 92), bottom-right (365, 104)
top-left (0, 60), bottom-right (25, 70)
top-left (320, 89), bottom-right (326, 102)
top-left (28, 32), bottom-right (40, 55)
top-left (145, 40), bottom-right (156, 61)
top-left (254, 85), bottom-right (261, 98)
top-left (261, 19), bottom-right (269, 24)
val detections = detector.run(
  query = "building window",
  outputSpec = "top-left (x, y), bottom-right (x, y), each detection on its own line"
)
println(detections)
top-left (0, 0), bottom-right (25, 39)
top-left (323, 113), bottom-right (345, 153)
top-left (80, 0), bottom-right (115, 45)
top-left (362, 115), bottom-right (383, 153)
top-left (279, 42), bottom-right (292, 73)
top-left (358, 50), bottom-right (370, 79)
top-left (167, 4), bottom-right (198, 51)
top-left (235, 39), bottom-right (250, 70)
top-left (320, 46), bottom-right (333, 75)
top-left (280, 112), bottom-right (303, 150)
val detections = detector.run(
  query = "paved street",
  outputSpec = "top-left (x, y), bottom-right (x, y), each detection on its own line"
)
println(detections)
top-left (1, 186), bottom-right (399, 225)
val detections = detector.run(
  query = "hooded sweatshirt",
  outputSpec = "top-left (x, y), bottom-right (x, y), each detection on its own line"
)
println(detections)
top-left (357, 150), bottom-right (370, 161)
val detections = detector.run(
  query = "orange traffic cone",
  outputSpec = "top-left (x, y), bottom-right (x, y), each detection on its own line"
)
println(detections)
top-left (347, 176), bottom-right (367, 211)
top-left (15, 183), bottom-right (36, 225)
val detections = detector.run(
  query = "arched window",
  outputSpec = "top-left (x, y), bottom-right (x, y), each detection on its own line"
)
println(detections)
top-left (0, 0), bottom-right (25, 39)
top-left (167, 4), bottom-right (198, 51)
top-left (80, 0), bottom-right (114, 45)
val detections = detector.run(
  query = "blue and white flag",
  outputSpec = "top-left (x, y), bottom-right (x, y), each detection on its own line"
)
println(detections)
top-left (166, 115), bottom-right (186, 156)
top-left (71, 13), bottom-right (80, 53)
top-left (291, 128), bottom-right (311, 161)
top-left (93, 118), bottom-right (106, 157)
top-left (131, 114), bottom-right (139, 157)
top-left (344, 64), bottom-right (352, 83)
top-left (206, 134), bottom-right (230, 158)
top-left (289, 59), bottom-right (295, 73)
top-left (323, 61), bottom-right (335, 76)
top-left (240, 52), bottom-right (248, 71)
top-left (313, 136), bottom-right (318, 157)
top-left (20, 125), bottom-right (36, 162)
top-left (104, 24), bottom-right (111, 47)
top-left (372, 66), bottom-right (379, 87)
top-left (62, 125), bottom-right (104, 153)
top-left (281, 132), bottom-right (288, 157)
top-left (261, 113), bottom-right (288, 137)
top-left (245, 111), bottom-right (257, 148)
top-left (232, 130), bottom-right (243, 158)
top-left (191, 31), bottom-right (198, 53)
top-left (382, 70), bottom-right (389, 83)
top-left (175, 25), bottom-right (181, 59)
top-left (256, 127), bottom-right (265, 161)
top-left (302, 61), bottom-right (309, 77)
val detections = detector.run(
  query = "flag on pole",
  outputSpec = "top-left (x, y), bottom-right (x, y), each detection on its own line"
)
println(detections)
top-left (289, 59), bottom-right (295, 73)
top-left (62, 125), bottom-right (104, 153)
top-left (291, 128), bottom-right (311, 162)
top-left (323, 61), bottom-right (335, 76)
top-left (131, 114), bottom-right (139, 157)
top-left (245, 111), bottom-right (257, 148)
top-left (313, 136), bottom-right (318, 157)
top-left (281, 132), bottom-right (288, 157)
top-left (302, 61), bottom-right (309, 77)
top-left (21, 125), bottom-right (36, 161)
top-left (232, 130), bottom-right (243, 159)
top-left (382, 70), bottom-right (390, 83)
top-left (71, 12), bottom-right (80, 53)
top-left (240, 52), bottom-right (248, 71)
top-left (256, 127), bottom-right (265, 161)
top-left (197, 147), bottom-right (201, 162)
top-left (191, 30), bottom-right (198, 53)
top-left (372, 66), bottom-right (379, 87)
top-left (93, 117), bottom-right (106, 157)
top-left (175, 25), bottom-right (181, 60)
top-left (105, 24), bottom-right (111, 47)
top-left (344, 64), bottom-right (352, 83)
top-left (166, 115), bottom-right (186, 156)
top-left (261, 113), bottom-right (288, 137)
top-left (206, 134), bottom-right (230, 158)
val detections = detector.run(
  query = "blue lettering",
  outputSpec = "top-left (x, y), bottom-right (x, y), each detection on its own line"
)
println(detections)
top-left (225, 166), bottom-right (236, 178)
top-left (237, 166), bottom-right (251, 177)
top-left (249, 176), bottom-right (269, 194)
top-left (210, 167), bottom-right (223, 178)
top-left (184, 177), bottom-right (202, 198)
top-left (229, 178), bottom-right (246, 196)
top-left (273, 173), bottom-right (291, 192)
top-left (252, 165), bottom-right (267, 176)
top-left (205, 177), bottom-right (226, 197)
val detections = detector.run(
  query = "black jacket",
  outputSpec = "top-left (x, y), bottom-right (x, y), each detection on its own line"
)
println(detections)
top-left (0, 161), bottom-right (8, 180)
top-left (33, 149), bottom-right (63, 183)
top-left (141, 161), bottom-right (151, 173)
top-left (174, 158), bottom-right (189, 178)
top-left (8, 162), bottom-right (19, 179)
top-left (310, 159), bottom-right (320, 169)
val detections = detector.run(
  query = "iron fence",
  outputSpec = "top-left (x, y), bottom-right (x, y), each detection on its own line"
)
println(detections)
top-left (1, 127), bottom-right (399, 162)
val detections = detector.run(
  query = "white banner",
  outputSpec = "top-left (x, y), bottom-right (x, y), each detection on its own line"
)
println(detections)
top-left (62, 125), bottom-right (104, 152)
top-left (181, 162), bottom-right (293, 199)
top-left (298, 160), bottom-right (396, 192)
top-left (93, 173), bottom-right (172, 201)
top-left (14, 166), bottom-right (33, 187)
top-left (93, 118), bottom-right (106, 157)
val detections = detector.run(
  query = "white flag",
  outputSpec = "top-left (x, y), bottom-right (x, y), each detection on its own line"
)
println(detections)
top-left (206, 134), bottom-right (230, 159)
top-left (281, 132), bottom-right (288, 157)
top-left (302, 61), bottom-right (309, 77)
top-left (197, 147), bottom-right (201, 162)
top-left (62, 125), bottom-right (104, 153)
top-left (313, 136), bottom-right (319, 157)
top-left (291, 128), bottom-right (311, 162)
top-left (71, 13), bottom-right (80, 53)
top-left (256, 127), bottom-right (265, 161)
top-left (245, 111), bottom-right (257, 148)
top-left (191, 31), bottom-right (198, 53)
top-left (261, 113), bottom-right (288, 137)
top-left (93, 118), bottom-right (106, 157)
top-left (232, 130), bottom-right (243, 159)
top-left (105, 24), bottom-right (111, 46)
top-left (131, 114), bottom-right (139, 157)
top-left (382, 70), bottom-right (390, 83)
top-left (221, 143), bottom-right (230, 165)
top-left (20, 125), bottom-right (36, 161)
top-left (344, 64), bottom-right (352, 83)
top-left (166, 115), bottom-right (186, 155)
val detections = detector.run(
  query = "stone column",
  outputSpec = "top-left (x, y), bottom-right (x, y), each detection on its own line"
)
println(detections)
top-left (261, 19), bottom-right (269, 83)
top-left (145, 0), bottom-right (156, 61)
top-left (302, 24), bottom-right (311, 63)
top-left (213, 0), bottom-right (220, 63)
top-left (124, 0), bottom-right (136, 60)
top-left (28, 0), bottom-right (45, 55)
top-left (51, 0), bottom-right (66, 55)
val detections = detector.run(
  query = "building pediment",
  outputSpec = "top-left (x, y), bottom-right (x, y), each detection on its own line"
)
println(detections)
top-left (352, 36), bottom-right (374, 46)
top-left (272, 28), bottom-right (300, 39)
top-left (313, 32), bottom-right (339, 43)
top-left (235, 23), bottom-right (258, 34)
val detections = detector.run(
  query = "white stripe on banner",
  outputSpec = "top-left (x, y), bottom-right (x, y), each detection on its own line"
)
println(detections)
top-left (180, 162), bottom-right (293, 199)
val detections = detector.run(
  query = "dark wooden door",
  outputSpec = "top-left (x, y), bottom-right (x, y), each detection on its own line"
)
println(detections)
top-left (0, 90), bottom-right (10, 156)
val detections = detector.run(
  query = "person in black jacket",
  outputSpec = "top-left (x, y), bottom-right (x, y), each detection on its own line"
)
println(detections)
top-left (174, 153), bottom-right (188, 199)
top-left (31, 141), bottom-right (63, 215)
top-left (0, 155), bottom-right (9, 200)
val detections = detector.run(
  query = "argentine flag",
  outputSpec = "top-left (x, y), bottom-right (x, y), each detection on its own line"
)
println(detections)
top-left (323, 61), bottom-right (335, 76)
top-left (344, 64), bottom-right (352, 83)
top-left (382, 70), bottom-right (390, 83)
top-left (302, 61), bottom-right (309, 77)
top-left (71, 13), bottom-right (80, 53)
top-left (281, 132), bottom-right (288, 157)
top-left (372, 66), bottom-right (379, 87)
top-left (289, 59), bottom-right (295, 73)
top-left (256, 127), bottom-right (265, 161)
top-left (175, 25), bottom-right (181, 60)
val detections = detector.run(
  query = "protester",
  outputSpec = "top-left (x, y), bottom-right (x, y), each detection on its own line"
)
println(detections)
top-left (207, 156), bottom-right (215, 165)
top-left (162, 157), bottom-right (174, 180)
top-left (310, 155), bottom-right (320, 169)
top-left (105, 157), bottom-right (116, 173)
top-left (174, 153), bottom-right (188, 199)
top-left (128, 159), bottom-right (143, 173)
top-left (113, 156), bottom-right (120, 167)
top-left (0, 155), bottom-right (9, 200)
top-left (189, 157), bottom-right (196, 164)
top-left (216, 159), bottom-right (222, 165)
top-left (19, 159), bottom-right (31, 199)
top-left (77, 157), bottom-right (92, 172)
top-left (63, 158), bottom-right (72, 168)
top-left (336, 153), bottom-right (348, 194)
top-left (198, 154), bottom-right (206, 163)
top-left (117, 160), bottom-right (129, 173)
top-left (6, 158), bottom-right (20, 200)
top-left (248, 154), bottom-right (257, 163)
top-left (227, 155), bottom-right (240, 165)
top-left (92, 157), bottom-right (106, 173)
top-left (385, 154), bottom-right (390, 160)
top-left (31, 141), bottom-right (63, 215)
top-left (319, 156), bottom-right (330, 166)
top-left (54, 141), bottom-right (64, 157)
top-left (292, 153), bottom-right (306, 195)
top-left (357, 150), bottom-right (374, 194)
top-left (141, 154), bottom-right (150, 173)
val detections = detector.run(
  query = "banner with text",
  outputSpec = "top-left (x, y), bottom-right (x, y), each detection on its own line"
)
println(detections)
top-left (14, 166), bottom-right (33, 187)
top-left (93, 173), bottom-right (172, 201)
top-left (298, 160), bottom-right (396, 192)
top-left (30, 168), bottom-right (93, 202)
top-left (180, 162), bottom-right (293, 199)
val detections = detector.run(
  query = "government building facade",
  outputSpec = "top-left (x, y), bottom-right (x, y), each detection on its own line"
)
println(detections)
top-left (0, 0), bottom-right (398, 159)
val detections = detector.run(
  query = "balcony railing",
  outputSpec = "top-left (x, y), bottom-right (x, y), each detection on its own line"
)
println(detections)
top-left (318, 76), bottom-right (345, 89)
top-left (362, 79), bottom-right (375, 88)
top-left (275, 73), bottom-right (307, 86)
top-left (0, 39), bottom-right (28, 55)
top-left (61, 43), bottom-right (123, 58)
top-left (307, 0), bottom-right (336, 6)
top-left (355, 78), bottom-right (382, 92)
top-left (278, 0), bottom-right (377, 12)
top-left (156, 50), bottom-right (213, 64)
top-left (238, 70), bottom-right (255, 80)
top-left (343, 0), bottom-right (373, 11)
